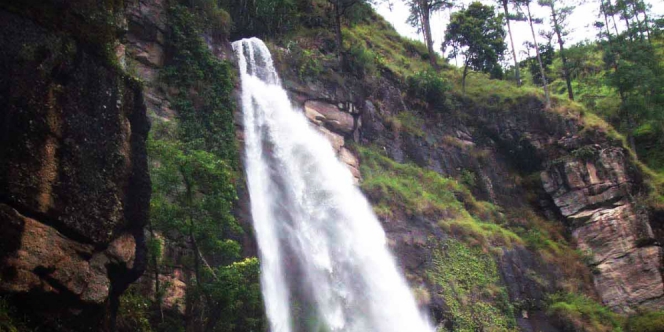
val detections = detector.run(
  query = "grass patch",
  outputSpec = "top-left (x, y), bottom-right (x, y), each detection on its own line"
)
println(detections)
top-left (358, 145), bottom-right (472, 220)
top-left (441, 218), bottom-right (523, 249)
top-left (547, 293), bottom-right (623, 332)
top-left (427, 239), bottom-right (517, 332)
top-left (357, 145), bottom-right (525, 251)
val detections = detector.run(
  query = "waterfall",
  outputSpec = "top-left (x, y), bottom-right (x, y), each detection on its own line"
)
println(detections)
top-left (233, 38), bottom-right (433, 332)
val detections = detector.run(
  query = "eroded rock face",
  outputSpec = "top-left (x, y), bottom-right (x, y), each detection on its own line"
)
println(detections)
top-left (294, 97), bottom-right (362, 182)
top-left (304, 100), bottom-right (356, 135)
top-left (542, 149), bottom-right (663, 312)
top-left (0, 6), bottom-right (149, 330)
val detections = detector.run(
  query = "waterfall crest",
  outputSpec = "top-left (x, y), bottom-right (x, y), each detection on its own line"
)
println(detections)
top-left (233, 37), bottom-right (433, 332)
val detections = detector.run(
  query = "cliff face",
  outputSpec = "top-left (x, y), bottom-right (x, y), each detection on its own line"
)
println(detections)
top-left (0, 1), bottom-right (150, 330)
top-left (270, 33), bottom-right (663, 328)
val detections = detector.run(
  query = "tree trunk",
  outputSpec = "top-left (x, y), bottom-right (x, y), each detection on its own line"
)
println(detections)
top-left (640, 1), bottom-right (651, 41)
top-left (630, 2), bottom-right (645, 40)
top-left (526, 2), bottom-right (551, 108)
top-left (550, 4), bottom-right (574, 100)
top-left (334, 1), bottom-right (344, 67)
top-left (606, 0), bottom-right (621, 36)
top-left (621, 5), bottom-right (633, 40)
top-left (421, 1), bottom-right (438, 69)
top-left (600, 0), bottom-right (613, 40)
top-left (148, 224), bottom-right (163, 322)
top-left (462, 60), bottom-right (469, 95)
top-left (503, 0), bottom-right (521, 86)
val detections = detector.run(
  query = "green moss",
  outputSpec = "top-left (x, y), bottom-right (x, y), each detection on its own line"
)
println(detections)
top-left (162, 3), bottom-right (238, 167)
top-left (626, 310), bottom-right (664, 332)
top-left (357, 145), bottom-right (472, 220)
top-left (427, 239), bottom-right (517, 332)
top-left (358, 145), bottom-right (526, 251)
top-left (547, 293), bottom-right (623, 332)
top-left (441, 218), bottom-right (523, 249)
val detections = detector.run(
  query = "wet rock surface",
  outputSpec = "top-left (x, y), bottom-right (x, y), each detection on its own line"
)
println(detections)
top-left (0, 4), bottom-right (150, 330)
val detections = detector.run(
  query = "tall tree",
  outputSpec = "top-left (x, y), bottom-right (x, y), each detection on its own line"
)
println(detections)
top-left (406, 0), bottom-right (454, 68)
top-left (498, 0), bottom-right (525, 86)
top-left (523, 40), bottom-right (554, 87)
top-left (520, 0), bottom-right (551, 108)
top-left (539, 0), bottom-right (574, 100)
top-left (443, 2), bottom-right (506, 93)
top-left (327, 0), bottom-right (367, 65)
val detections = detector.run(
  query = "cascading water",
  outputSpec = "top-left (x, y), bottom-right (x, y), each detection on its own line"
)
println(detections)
top-left (233, 38), bottom-right (433, 332)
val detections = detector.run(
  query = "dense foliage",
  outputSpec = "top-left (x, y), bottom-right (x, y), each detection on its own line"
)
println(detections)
top-left (116, 1), bottom-right (266, 331)
top-left (443, 2), bottom-right (507, 91)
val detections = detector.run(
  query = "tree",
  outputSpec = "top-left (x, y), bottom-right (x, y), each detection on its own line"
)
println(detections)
top-left (498, 0), bottom-right (525, 86)
top-left (523, 40), bottom-right (554, 86)
top-left (406, 0), bottom-right (454, 68)
top-left (539, 0), bottom-right (574, 100)
top-left (443, 2), bottom-right (506, 94)
top-left (519, 0), bottom-right (551, 108)
top-left (327, 0), bottom-right (368, 65)
top-left (148, 122), bottom-right (266, 331)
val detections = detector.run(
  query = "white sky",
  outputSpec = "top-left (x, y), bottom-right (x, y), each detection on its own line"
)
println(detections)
top-left (374, 0), bottom-right (663, 66)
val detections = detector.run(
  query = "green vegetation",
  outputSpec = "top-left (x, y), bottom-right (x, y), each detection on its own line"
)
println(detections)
top-left (116, 1), bottom-right (266, 331)
top-left (162, 3), bottom-right (238, 165)
top-left (547, 293), bottom-right (623, 332)
top-left (342, 13), bottom-right (443, 80)
top-left (626, 310), bottom-right (664, 332)
top-left (407, 70), bottom-right (451, 110)
top-left (117, 287), bottom-right (153, 332)
top-left (443, 2), bottom-right (507, 92)
top-left (0, 297), bottom-right (25, 332)
top-left (219, 0), bottom-right (297, 38)
top-left (428, 239), bottom-right (517, 332)
top-left (358, 145), bottom-right (480, 221)
top-left (357, 145), bottom-right (532, 251)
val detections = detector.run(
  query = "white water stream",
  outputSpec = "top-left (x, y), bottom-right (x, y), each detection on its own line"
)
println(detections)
top-left (233, 38), bottom-right (433, 332)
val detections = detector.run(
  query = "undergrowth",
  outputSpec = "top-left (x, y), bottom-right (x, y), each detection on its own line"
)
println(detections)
top-left (427, 239), bottom-right (517, 332)
top-left (547, 293), bottom-right (623, 332)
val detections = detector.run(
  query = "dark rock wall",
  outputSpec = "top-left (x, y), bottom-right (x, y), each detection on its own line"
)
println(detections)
top-left (0, 2), bottom-right (150, 330)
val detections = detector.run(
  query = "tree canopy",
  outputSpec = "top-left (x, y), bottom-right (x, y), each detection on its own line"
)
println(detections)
top-left (443, 2), bottom-right (507, 92)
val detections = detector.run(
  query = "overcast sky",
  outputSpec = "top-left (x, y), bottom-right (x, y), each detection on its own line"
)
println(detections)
top-left (373, 0), bottom-right (663, 66)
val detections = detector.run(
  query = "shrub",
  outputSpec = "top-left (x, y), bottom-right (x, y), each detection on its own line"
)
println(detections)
top-left (547, 293), bottom-right (622, 332)
top-left (344, 43), bottom-right (377, 78)
top-left (626, 311), bottom-right (664, 332)
top-left (116, 287), bottom-right (153, 332)
top-left (407, 70), bottom-right (450, 110)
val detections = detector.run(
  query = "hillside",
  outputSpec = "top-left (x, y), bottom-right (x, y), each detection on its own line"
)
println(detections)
top-left (0, 0), bottom-right (663, 331)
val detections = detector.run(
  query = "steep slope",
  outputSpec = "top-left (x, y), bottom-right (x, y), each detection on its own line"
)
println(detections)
top-left (254, 4), bottom-right (664, 331)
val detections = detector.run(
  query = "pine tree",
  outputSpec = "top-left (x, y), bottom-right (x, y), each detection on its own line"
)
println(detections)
top-left (539, 0), bottom-right (574, 100)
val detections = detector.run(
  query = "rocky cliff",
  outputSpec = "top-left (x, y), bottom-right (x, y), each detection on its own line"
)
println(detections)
top-left (268, 20), bottom-right (663, 329)
top-left (0, 0), bottom-right (150, 330)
